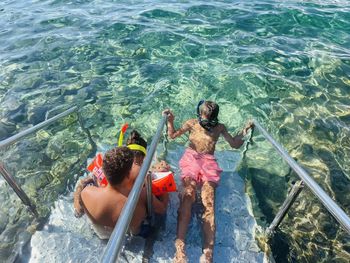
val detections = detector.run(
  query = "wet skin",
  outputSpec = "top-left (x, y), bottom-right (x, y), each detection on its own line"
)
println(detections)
top-left (165, 110), bottom-right (253, 263)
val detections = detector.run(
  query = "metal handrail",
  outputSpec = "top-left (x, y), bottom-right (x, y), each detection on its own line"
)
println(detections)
top-left (101, 114), bottom-right (168, 263)
top-left (266, 180), bottom-right (304, 236)
top-left (0, 163), bottom-right (38, 217)
top-left (0, 106), bottom-right (78, 150)
top-left (0, 106), bottom-right (96, 216)
top-left (253, 119), bottom-right (350, 235)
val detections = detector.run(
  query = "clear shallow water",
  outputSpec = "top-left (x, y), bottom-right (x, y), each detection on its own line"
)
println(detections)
top-left (0, 0), bottom-right (349, 262)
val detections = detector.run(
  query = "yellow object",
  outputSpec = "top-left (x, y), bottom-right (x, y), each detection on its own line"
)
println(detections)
top-left (118, 123), bottom-right (147, 155)
top-left (118, 123), bottom-right (129, 146)
top-left (127, 144), bottom-right (147, 156)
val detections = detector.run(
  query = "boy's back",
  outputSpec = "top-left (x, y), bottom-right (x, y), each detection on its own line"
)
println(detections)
top-left (81, 176), bottom-right (148, 235)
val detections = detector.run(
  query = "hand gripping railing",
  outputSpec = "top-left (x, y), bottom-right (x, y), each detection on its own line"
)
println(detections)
top-left (0, 106), bottom-right (96, 216)
top-left (101, 113), bottom-right (168, 263)
top-left (253, 119), bottom-right (350, 235)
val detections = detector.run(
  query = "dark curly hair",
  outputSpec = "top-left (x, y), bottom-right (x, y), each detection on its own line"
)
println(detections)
top-left (126, 130), bottom-right (147, 164)
top-left (199, 101), bottom-right (219, 120)
top-left (102, 147), bottom-right (134, 185)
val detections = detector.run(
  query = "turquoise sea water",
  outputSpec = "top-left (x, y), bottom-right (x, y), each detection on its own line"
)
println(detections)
top-left (0, 0), bottom-right (349, 262)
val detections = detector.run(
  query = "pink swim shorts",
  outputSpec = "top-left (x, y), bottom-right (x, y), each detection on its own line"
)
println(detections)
top-left (179, 148), bottom-right (222, 184)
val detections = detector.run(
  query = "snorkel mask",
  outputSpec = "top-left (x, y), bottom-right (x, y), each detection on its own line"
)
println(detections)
top-left (196, 100), bottom-right (219, 131)
top-left (118, 123), bottom-right (147, 155)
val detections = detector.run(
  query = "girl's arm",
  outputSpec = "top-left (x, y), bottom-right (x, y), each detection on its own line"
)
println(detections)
top-left (163, 109), bottom-right (191, 139)
top-left (221, 122), bottom-right (254, 149)
top-left (140, 188), bottom-right (169, 214)
top-left (152, 193), bottom-right (169, 214)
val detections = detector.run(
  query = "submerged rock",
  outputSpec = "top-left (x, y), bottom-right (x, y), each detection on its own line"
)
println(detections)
top-left (21, 170), bottom-right (51, 197)
top-left (6, 104), bottom-right (27, 123)
top-left (46, 130), bottom-right (84, 160)
top-left (36, 130), bottom-right (51, 143)
top-left (0, 211), bottom-right (9, 233)
top-left (50, 157), bottom-right (78, 179)
top-left (27, 106), bottom-right (49, 125)
top-left (0, 125), bottom-right (10, 140)
top-left (3, 140), bottom-right (48, 176)
top-left (1, 95), bottom-right (22, 112)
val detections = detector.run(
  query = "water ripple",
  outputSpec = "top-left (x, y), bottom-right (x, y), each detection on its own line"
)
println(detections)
top-left (0, 0), bottom-right (349, 262)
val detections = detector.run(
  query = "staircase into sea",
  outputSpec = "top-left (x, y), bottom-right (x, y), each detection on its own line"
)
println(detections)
top-left (2, 107), bottom-right (349, 263)
top-left (27, 147), bottom-right (268, 263)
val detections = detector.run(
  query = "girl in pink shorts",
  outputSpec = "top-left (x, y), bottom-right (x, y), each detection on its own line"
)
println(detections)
top-left (163, 100), bottom-right (253, 262)
top-left (179, 148), bottom-right (222, 185)
top-left (164, 100), bottom-right (254, 263)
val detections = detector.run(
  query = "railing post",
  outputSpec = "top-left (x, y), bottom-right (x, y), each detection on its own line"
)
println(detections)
top-left (0, 106), bottom-right (78, 150)
top-left (76, 111), bottom-right (97, 154)
top-left (0, 163), bottom-right (38, 217)
top-left (0, 106), bottom-right (95, 215)
top-left (266, 181), bottom-right (304, 237)
top-left (253, 119), bottom-right (350, 235)
top-left (146, 171), bottom-right (153, 223)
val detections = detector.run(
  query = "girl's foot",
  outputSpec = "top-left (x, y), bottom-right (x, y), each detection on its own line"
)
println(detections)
top-left (173, 239), bottom-right (187, 263)
top-left (199, 248), bottom-right (213, 263)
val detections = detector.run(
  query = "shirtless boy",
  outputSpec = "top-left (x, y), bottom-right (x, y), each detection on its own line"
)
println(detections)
top-left (80, 146), bottom-right (168, 237)
top-left (73, 130), bottom-right (169, 218)
top-left (164, 100), bottom-right (254, 263)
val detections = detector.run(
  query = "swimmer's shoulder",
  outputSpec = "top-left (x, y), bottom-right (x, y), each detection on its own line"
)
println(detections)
top-left (213, 122), bottom-right (224, 130)
top-left (185, 118), bottom-right (197, 126)
top-left (81, 185), bottom-right (99, 205)
top-left (182, 118), bottom-right (197, 130)
top-left (81, 184), bottom-right (98, 197)
top-left (213, 123), bottom-right (227, 135)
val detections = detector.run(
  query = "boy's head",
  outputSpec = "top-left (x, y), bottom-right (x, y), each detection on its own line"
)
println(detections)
top-left (102, 147), bottom-right (134, 186)
top-left (126, 130), bottom-right (147, 165)
top-left (197, 100), bottom-right (219, 130)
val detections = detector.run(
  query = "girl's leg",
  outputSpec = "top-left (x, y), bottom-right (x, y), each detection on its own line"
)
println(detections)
top-left (200, 181), bottom-right (216, 263)
top-left (174, 177), bottom-right (197, 262)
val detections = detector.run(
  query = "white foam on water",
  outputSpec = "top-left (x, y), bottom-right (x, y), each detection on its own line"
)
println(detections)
top-left (28, 146), bottom-right (268, 263)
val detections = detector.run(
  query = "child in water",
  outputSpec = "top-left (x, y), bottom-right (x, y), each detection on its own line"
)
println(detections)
top-left (164, 100), bottom-right (254, 263)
